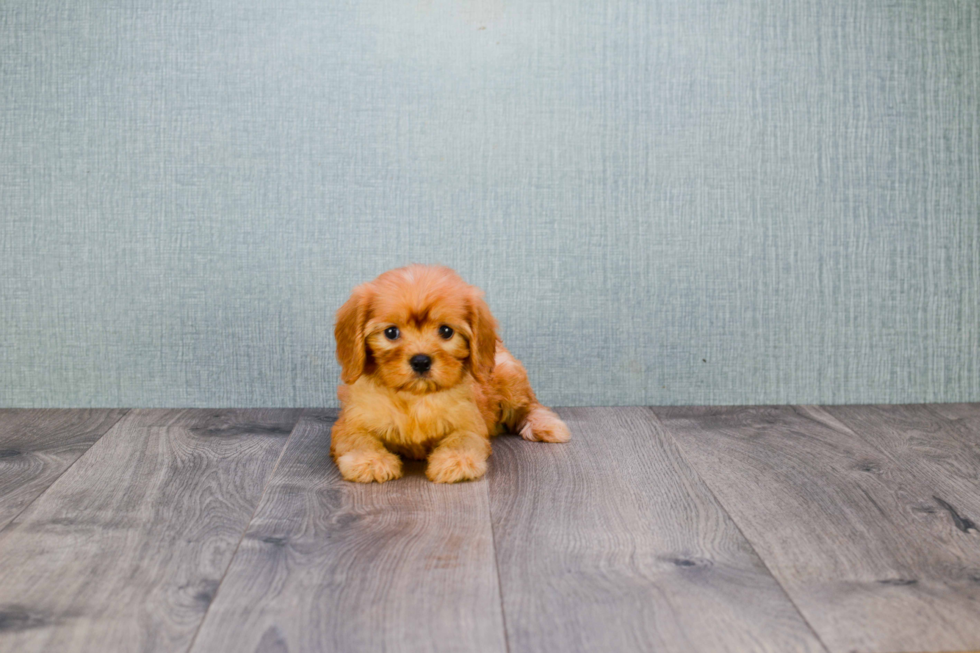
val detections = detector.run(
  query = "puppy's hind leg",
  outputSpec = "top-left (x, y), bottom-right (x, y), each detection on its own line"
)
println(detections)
top-left (519, 404), bottom-right (571, 443)
top-left (491, 344), bottom-right (571, 443)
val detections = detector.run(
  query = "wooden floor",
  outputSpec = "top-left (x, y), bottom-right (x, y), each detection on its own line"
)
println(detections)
top-left (0, 406), bottom-right (978, 653)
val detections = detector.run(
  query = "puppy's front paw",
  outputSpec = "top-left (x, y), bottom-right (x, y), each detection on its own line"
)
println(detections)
top-left (336, 450), bottom-right (403, 483)
top-left (426, 448), bottom-right (487, 484)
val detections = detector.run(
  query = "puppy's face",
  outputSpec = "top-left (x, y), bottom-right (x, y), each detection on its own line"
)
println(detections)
top-left (335, 266), bottom-right (497, 394)
top-left (366, 300), bottom-right (471, 393)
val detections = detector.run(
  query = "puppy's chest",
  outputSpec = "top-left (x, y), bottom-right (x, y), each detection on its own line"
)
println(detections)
top-left (378, 394), bottom-right (459, 453)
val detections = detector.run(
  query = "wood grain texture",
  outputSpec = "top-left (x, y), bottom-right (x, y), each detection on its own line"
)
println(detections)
top-left (0, 408), bottom-right (301, 653)
top-left (825, 404), bottom-right (980, 535)
top-left (930, 402), bottom-right (980, 426)
top-left (189, 411), bottom-right (507, 653)
top-left (487, 407), bottom-right (826, 653)
top-left (655, 405), bottom-right (980, 653)
top-left (910, 403), bottom-right (980, 500)
top-left (0, 409), bottom-right (128, 531)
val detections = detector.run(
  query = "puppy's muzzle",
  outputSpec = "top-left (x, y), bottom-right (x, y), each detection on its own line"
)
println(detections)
top-left (409, 354), bottom-right (432, 375)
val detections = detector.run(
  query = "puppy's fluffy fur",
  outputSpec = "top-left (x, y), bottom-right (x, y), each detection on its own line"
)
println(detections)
top-left (331, 264), bottom-right (570, 483)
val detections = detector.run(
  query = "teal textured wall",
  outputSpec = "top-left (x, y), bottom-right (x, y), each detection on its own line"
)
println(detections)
top-left (2, 0), bottom-right (978, 407)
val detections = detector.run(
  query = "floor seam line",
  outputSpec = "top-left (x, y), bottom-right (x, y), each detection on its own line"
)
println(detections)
top-left (182, 409), bottom-right (305, 653)
top-left (645, 405), bottom-right (834, 653)
top-left (486, 463), bottom-right (513, 653)
top-left (0, 408), bottom-right (131, 540)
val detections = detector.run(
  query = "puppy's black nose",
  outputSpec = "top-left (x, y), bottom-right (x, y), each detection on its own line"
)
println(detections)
top-left (409, 354), bottom-right (432, 374)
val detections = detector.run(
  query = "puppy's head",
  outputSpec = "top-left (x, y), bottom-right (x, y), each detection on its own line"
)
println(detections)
top-left (335, 265), bottom-right (497, 393)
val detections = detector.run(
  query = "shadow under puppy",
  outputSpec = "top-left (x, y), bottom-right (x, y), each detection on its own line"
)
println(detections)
top-left (331, 264), bottom-right (570, 483)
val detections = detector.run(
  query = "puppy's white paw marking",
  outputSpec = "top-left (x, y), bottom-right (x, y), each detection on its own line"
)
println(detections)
top-left (519, 422), bottom-right (539, 441)
top-left (536, 421), bottom-right (571, 443)
top-left (337, 450), bottom-right (403, 483)
top-left (521, 407), bottom-right (571, 443)
top-left (426, 449), bottom-right (487, 483)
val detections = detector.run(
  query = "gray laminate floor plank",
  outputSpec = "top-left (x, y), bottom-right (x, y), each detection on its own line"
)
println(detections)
top-left (0, 409), bottom-right (128, 531)
top-left (0, 408), bottom-right (302, 653)
top-left (487, 406), bottom-right (826, 653)
top-left (653, 404), bottom-right (980, 653)
top-left (929, 402), bottom-right (980, 428)
top-left (825, 403), bottom-right (980, 538)
top-left (189, 410), bottom-right (508, 653)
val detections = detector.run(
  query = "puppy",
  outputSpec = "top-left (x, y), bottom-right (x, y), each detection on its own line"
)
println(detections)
top-left (330, 264), bottom-right (570, 483)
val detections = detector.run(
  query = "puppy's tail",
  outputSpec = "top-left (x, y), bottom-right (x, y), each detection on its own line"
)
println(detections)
top-left (518, 404), bottom-right (571, 443)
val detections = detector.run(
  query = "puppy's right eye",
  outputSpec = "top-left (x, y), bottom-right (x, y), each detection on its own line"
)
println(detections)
top-left (384, 326), bottom-right (400, 341)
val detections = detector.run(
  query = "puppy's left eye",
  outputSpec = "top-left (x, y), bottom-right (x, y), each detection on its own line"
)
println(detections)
top-left (438, 325), bottom-right (454, 339)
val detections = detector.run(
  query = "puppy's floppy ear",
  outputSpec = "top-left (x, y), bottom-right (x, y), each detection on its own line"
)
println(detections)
top-left (335, 284), bottom-right (373, 385)
top-left (466, 288), bottom-right (498, 383)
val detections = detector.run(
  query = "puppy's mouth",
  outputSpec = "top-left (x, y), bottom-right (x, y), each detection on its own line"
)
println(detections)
top-left (402, 365), bottom-right (435, 388)
top-left (402, 372), bottom-right (440, 393)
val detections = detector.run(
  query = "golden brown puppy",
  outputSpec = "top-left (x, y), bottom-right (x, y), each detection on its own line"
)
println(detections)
top-left (331, 264), bottom-right (570, 483)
